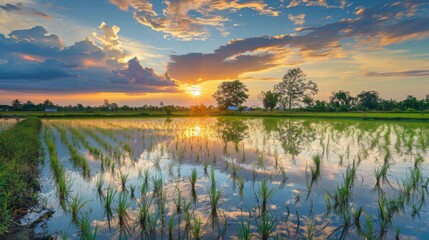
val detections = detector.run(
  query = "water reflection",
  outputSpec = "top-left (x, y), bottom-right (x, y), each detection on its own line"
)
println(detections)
top-left (32, 117), bottom-right (429, 239)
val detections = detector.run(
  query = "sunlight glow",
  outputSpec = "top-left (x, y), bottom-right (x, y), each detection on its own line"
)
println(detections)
top-left (188, 85), bottom-right (202, 96)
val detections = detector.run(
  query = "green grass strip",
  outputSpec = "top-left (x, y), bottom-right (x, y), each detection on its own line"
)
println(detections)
top-left (0, 117), bottom-right (41, 236)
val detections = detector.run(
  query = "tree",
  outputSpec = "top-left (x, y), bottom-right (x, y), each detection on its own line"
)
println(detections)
top-left (330, 90), bottom-right (355, 111)
top-left (259, 91), bottom-right (280, 111)
top-left (212, 80), bottom-right (249, 109)
top-left (11, 99), bottom-right (22, 111)
top-left (302, 96), bottom-right (314, 108)
top-left (43, 99), bottom-right (54, 107)
top-left (356, 91), bottom-right (380, 110)
top-left (274, 68), bottom-right (318, 110)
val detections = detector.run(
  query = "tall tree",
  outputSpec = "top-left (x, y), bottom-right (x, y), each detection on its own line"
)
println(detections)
top-left (356, 91), bottom-right (380, 110)
top-left (43, 99), bottom-right (54, 107)
top-left (212, 80), bottom-right (249, 109)
top-left (330, 90), bottom-right (355, 111)
top-left (274, 68), bottom-right (318, 110)
top-left (11, 99), bottom-right (22, 111)
top-left (259, 91), bottom-right (280, 111)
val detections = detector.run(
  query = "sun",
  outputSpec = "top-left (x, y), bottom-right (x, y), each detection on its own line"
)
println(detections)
top-left (188, 85), bottom-right (201, 96)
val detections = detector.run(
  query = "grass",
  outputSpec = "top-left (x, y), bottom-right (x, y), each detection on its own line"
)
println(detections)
top-left (0, 117), bottom-right (41, 236)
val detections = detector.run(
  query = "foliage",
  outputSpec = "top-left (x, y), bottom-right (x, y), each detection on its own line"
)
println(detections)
top-left (259, 91), bottom-right (280, 111)
top-left (274, 68), bottom-right (318, 109)
top-left (212, 80), bottom-right (249, 109)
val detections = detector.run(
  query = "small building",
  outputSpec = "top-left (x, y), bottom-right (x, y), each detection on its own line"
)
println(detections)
top-left (44, 106), bottom-right (58, 112)
top-left (227, 106), bottom-right (238, 111)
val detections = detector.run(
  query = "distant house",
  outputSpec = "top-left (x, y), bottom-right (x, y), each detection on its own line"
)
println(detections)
top-left (44, 106), bottom-right (58, 112)
top-left (227, 106), bottom-right (239, 111)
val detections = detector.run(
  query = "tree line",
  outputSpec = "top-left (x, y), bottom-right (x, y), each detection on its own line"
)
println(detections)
top-left (212, 68), bottom-right (429, 112)
top-left (3, 68), bottom-right (429, 113)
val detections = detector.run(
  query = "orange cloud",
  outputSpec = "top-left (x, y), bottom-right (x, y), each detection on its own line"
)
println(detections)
top-left (19, 54), bottom-right (44, 62)
top-left (110, 0), bottom-right (279, 40)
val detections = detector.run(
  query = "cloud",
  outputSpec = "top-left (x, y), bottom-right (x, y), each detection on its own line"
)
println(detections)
top-left (109, 0), bottom-right (279, 40)
top-left (286, 0), bottom-right (346, 9)
top-left (8, 26), bottom-right (63, 49)
top-left (364, 70), bottom-right (429, 77)
top-left (288, 14), bottom-right (306, 25)
top-left (0, 24), bottom-right (180, 93)
top-left (167, 1), bottom-right (429, 84)
top-left (0, 2), bottom-right (51, 19)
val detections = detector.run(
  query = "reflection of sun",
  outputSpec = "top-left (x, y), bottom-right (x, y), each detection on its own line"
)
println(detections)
top-left (188, 85), bottom-right (201, 96)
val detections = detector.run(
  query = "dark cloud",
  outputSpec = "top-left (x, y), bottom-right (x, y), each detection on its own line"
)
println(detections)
top-left (364, 70), bottom-right (429, 77)
top-left (167, 0), bottom-right (429, 84)
top-left (0, 2), bottom-right (51, 19)
top-left (0, 25), bottom-right (180, 93)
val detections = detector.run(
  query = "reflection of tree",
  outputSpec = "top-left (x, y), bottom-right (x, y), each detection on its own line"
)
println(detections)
top-left (275, 119), bottom-right (316, 157)
top-left (262, 118), bottom-right (279, 134)
top-left (216, 118), bottom-right (248, 152)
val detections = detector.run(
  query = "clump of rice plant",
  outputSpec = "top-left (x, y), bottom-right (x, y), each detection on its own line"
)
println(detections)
top-left (257, 213), bottom-right (277, 240)
top-left (238, 220), bottom-right (250, 240)
top-left (190, 168), bottom-right (197, 191)
top-left (95, 175), bottom-right (104, 194)
top-left (78, 214), bottom-right (98, 240)
top-left (68, 193), bottom-right (88, 222)
top-left (104, 187), bottom-right (116, 212)
top-left (191, 216), bottom-right (203, 240)
top-left (116, 193), bottom-right (131, 226)
top-left (258, 180), bottom-right (277, 215)
top-left (119, 171), bottom-right (129, 191)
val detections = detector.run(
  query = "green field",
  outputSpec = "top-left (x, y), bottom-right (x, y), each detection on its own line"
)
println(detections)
top-left (1, 111), bottom-right (429, 121)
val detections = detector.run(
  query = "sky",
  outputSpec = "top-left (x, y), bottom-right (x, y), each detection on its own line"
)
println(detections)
top-left (0, 0), bottom-right (428, 107)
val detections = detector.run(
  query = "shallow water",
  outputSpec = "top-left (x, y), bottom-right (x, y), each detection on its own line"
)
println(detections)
top-left (0, 118), bottom-right (19, 132)
top-left (31, 117), bottom-right (429, 239)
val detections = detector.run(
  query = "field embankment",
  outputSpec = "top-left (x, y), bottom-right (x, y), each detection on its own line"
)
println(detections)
top-left (1, 111), bottom-right (429, 121)
top-left (0, 118), bottom-right (41, 236)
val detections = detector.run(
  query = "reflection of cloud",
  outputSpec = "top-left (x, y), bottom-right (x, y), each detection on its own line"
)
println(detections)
top-left (109, 0), bottom-right (279, 40)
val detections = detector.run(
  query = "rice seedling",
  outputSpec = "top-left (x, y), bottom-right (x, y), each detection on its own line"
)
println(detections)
top-left (168, 216), bottom-right (175, 239)
top-left (257, 213), bottom-right (277, 240)
top-left (116, 192), bottom-right (131, 225)
top-left (306, 217), bottom-right (315, 240)
top-left (95, 175), bottom-right (104, 194)
top-left (311, 155), bottom-right (321, 179)
top-left (208, 165), bottom-right (222, 229)
top-left (130, 185), bottom-right (136, 199)
top-left (68, 193), bottom-right (88, 223)
top-left (258, 180), bottom-right (277, 215)
top-left (104, 187), bottom-right (116, 212)
top-left (230, 161), bottom-right (241, 177)
top-left (78, 214), bottom-right (98, 240)
top-left (119, 171), bottom-right (129, 191)
top-left (238, 220), bottom-right (250, 240)
top-left (191, 216), bottom-right (203, 240)
top-left (54, 125), bottom-right (90, 176)
top-left (190, 168), bottom-right (197, 191)
top-left (138, 196), bottom-right (153, 230)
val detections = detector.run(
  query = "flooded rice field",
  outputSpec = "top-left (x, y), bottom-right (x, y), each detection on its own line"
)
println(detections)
top-left (31, 117), bottom-right (429, 239)
top-left (0, 118), bottom-right (18, 132)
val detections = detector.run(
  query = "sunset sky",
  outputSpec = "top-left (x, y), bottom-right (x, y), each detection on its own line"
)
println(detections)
top-left (0, 0), bottom-right (428, 106)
